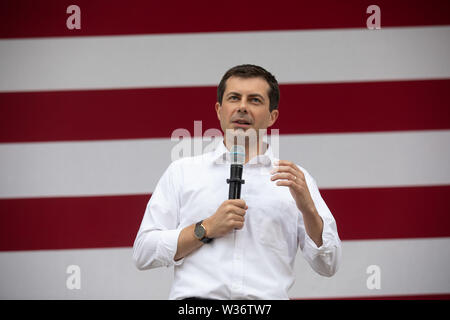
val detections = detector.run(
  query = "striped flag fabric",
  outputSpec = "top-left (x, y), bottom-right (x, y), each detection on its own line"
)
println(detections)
top-left (0, 0), bottom-right (449, 299)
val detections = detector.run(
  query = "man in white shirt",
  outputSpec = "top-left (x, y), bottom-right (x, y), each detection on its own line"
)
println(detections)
top-left (133, 64), bottom-right (342, 299)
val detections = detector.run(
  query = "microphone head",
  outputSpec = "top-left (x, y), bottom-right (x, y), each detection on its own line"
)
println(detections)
top-left (230, 145), bottom-right (246, 165)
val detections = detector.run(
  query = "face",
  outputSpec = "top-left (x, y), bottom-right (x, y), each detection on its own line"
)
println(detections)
top-left (215, 76), bottom-right (279, 141)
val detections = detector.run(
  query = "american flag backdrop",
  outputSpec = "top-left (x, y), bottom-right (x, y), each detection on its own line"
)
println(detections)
top-left (0, 0), bottom-right (449, 299)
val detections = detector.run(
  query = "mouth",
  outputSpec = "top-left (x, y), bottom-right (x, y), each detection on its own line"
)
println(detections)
top-left (232, 119), bottom-right (252, 128)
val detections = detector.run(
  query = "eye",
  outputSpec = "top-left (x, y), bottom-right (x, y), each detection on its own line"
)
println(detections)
top-left (228, 95), bottom-right (239, 101)
top-left (251, 97), bottom-right (261, 104)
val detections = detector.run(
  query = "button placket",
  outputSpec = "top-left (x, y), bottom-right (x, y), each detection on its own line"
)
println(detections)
top-left (231, 180), bottom-right (245, 296)
top-left (231, 231), bottom-right (244, 295)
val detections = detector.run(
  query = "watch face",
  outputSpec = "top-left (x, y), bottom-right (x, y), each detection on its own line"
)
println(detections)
top-left (194, 223), bottom-right (206, 239)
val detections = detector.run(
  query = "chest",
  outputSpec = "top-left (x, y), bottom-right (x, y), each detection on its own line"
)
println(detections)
top-left (178, 164), bottom-right (299, 232)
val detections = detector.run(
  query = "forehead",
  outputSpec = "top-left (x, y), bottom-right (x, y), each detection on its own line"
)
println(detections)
top-left (224, 76), bottom-right (270, 98)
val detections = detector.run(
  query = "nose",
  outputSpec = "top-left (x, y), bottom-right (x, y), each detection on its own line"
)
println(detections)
top-left (237, 102), bottom-right (248, 113)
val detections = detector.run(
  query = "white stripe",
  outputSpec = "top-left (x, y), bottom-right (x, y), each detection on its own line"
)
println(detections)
top-left (292, 237), bottom-right (450, 299)
top-left (0, 130), bottom-right (449, 199)
top-left (1, 26), bottom-right (449, 92)
top-left (0, 247), bottom-right (173, 299)
top-left (0, 237), bottom-right (448, 299)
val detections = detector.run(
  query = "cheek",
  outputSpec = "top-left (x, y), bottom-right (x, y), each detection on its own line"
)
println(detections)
top-left (218, 110), bottom-right (232, 129)
top-left (221, 107), bottom-right (234, 121)
top-left (253, 113), bottom-right (268, 125)
top-left (254, 117), bottom-right (272, 131)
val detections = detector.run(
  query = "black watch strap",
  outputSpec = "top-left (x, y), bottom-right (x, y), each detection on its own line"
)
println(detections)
top-left (201, 236), bottom-right (213, 244)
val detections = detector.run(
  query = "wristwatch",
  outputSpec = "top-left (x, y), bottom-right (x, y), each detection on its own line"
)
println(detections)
top-left (194, 220), bottom-right (213, 244)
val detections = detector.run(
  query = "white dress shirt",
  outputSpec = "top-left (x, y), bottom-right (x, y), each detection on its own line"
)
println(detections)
top-left (133, 141), bottom-right (342, 299)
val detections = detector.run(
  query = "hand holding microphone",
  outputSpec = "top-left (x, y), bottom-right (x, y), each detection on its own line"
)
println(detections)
top-left (202, 145), bottom-right (247, 238)
top-left (202, 199), bottom-right (248, 238)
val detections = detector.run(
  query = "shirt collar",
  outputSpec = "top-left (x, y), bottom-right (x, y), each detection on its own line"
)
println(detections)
top-left (212, 140), bottom-right (276, 166)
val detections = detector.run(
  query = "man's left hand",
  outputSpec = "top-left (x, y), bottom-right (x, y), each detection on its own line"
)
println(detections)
top-left (270, 160), bottom-right (317, 216)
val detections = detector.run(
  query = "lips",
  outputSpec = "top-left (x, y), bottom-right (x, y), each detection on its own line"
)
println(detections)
top-left (232, 120), bottom-right (251, 129)
top-left (232, 119), bottom-right (252, 125)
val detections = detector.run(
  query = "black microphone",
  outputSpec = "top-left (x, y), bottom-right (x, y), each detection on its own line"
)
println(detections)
top-left (226, 145), bottom-right (245, 199)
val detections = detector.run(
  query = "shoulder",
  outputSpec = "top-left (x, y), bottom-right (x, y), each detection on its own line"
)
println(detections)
top-left (167, 149), bottom-right (215, 172)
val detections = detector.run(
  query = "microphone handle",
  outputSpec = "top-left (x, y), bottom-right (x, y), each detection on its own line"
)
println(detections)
top-left (228, 181), bottom-right (242, 199)
top-left (228, 164), bottom-right (244, 199)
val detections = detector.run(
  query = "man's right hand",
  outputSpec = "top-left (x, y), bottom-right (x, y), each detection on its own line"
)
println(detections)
top-left (174, 199), bottom-right (247, 261)
top-left (203, 199), bottom-right (248, 239)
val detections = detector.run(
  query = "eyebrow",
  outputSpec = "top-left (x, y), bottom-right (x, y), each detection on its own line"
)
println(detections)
top-left (226, 92), bottom-right (266, 102)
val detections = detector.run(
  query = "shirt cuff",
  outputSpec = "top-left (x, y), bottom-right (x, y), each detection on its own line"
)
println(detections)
top-left (302, 224), bottom-right (338, 262)
top-left (157, 228), bottom-right (184, 267)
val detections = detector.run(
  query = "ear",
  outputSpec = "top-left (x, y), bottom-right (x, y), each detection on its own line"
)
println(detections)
top-left (215, 102), bottom-right (222, 121)
top-left (268, 109), bottom-right (279, 127)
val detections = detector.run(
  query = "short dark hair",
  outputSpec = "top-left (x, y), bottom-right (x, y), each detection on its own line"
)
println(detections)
top-left (217, 64), bottom-right (280, 112)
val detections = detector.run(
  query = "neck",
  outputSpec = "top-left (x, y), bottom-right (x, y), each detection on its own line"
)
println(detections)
top-left (223, 137), bottom-right (267, 164)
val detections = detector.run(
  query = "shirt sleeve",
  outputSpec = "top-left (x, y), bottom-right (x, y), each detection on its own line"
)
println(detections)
top-left (297, 168), bottom-right (342, 277)
top-left (132, 161), bottom-right (185, 270)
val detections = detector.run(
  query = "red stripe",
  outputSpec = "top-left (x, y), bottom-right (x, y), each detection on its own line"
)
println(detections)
top-left (0, 185), bottom-right (448, 251)
top-left (321, 185), bottom-right (450, 240)
top-left (1, 79), bottom-right (449, 143)
top-left (1, 0), bottom-right (449, 39)
top-left (0, 194), bottom-right (149, 251)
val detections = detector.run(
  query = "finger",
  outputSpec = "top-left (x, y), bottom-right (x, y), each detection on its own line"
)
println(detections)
top-left (271, 165), bottom-right (298, 176)
top-left (270, 172), bottom-right (297, 182)
top-left (228, 199), bottom-right (247, 209)
top-left (274, 160), bottom-right (295, 167)
top-left (231, 214), bottom-right (245, 222)
top-left (274, 160), bottom-right (303, 172)
top-left (275, 180), bottom-right (294, 187)
top-left (230, 207), bottom-right (246, 216)
top-left (233, 221), bottom-right (244, 230)
top-left (273, 163), bottom-right (305, 180)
